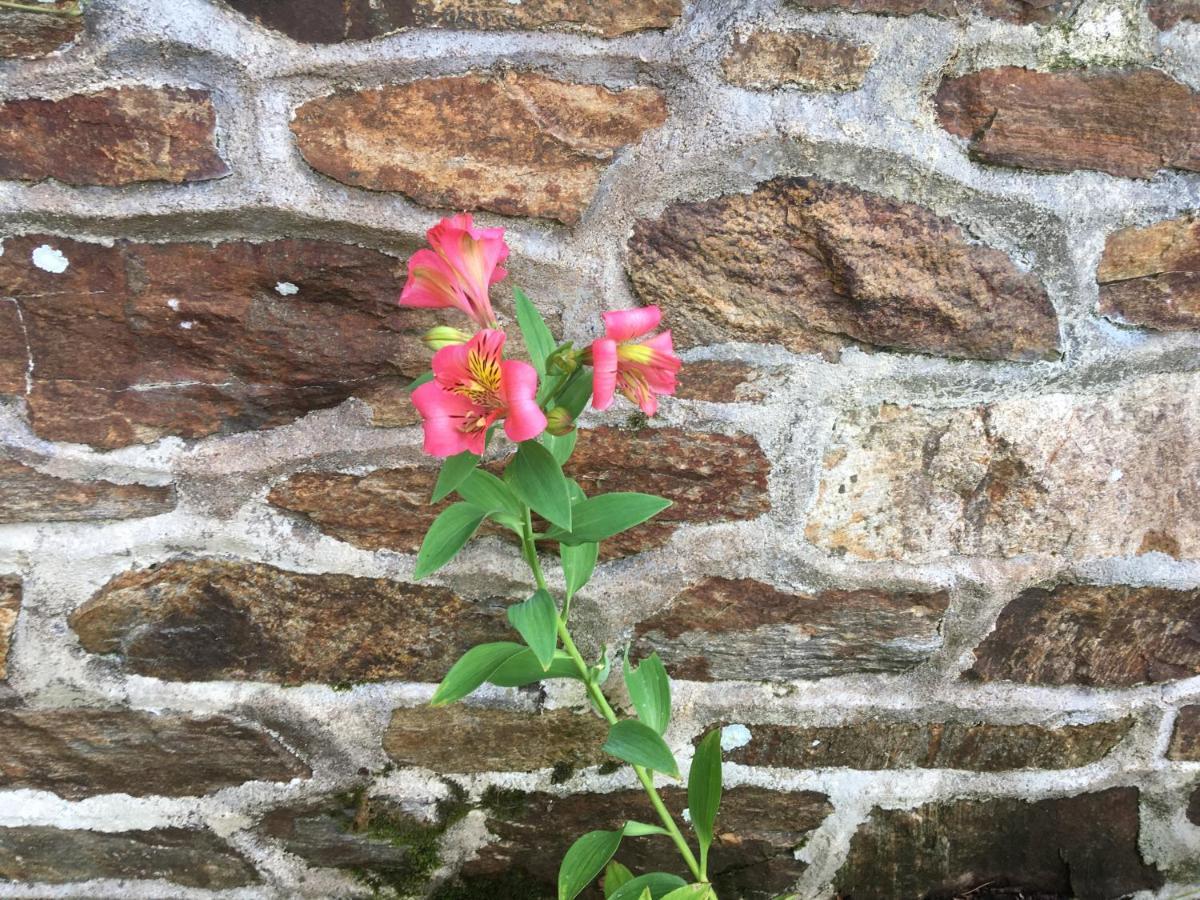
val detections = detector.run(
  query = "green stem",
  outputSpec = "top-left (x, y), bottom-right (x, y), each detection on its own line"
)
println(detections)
top-left (519, 517), bottom-right (704, 883)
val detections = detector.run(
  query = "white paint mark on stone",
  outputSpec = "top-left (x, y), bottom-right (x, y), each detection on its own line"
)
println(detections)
top-left (167, 298), bottom-right (181, 311)
top-left (275, 281), bottom-right (299, 296)
top-left (1108, 468), bottom-right (1123, 482)
top-left (180, 321), bottom-right (195, 330)
top-left (721, 723), bottom-right (752, 751)
top-left (31, 244), bottom-right (68, 274)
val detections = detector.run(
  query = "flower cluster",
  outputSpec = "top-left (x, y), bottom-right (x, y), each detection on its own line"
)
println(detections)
top-left (400, 213), bottom-right (682, 457)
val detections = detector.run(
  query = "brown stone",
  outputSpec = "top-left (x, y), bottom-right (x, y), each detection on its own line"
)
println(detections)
top-left (354, 378), bottom-right (422, 427)
top-left (966, 584), bottom-right (1200, 687)
top-left (0, 234), bottom-right (454, 448)
top-left (0, 576), bottom-right (17, 681)
top-left (835, 787), bottom-right (1163, 898)
top-left (805, 374), bottom-right (1200, 561)
top-left (790, 0), bottom-right (1078, 24)
top-left (0, 2), bottom-right (83, 58)
top-left (0, 827), bottom-right (259, 888)
top-left (1149, 0), bottom-right (1200, 29)
top-left (0, 87), bottom-right (227, 186)
top-left (224, 0), bottom-right (679, 40)
top-left (0, 457), bottom-right (175, 522)
top-left (461, 786), bottom-right (832, 899)
top-left (936, 67), bottom-right (1200, 179)
top-left (1189, 785), bottom-right (1200, 826)
top-left (673, 360), bottom-right (775, 403)
top-left (383, 706), bottom-right (606, 773)
top-left (633, 577), bottom-right (949, 681)
top-left (627, 176), bottom-right (1058, 361)
top-left (1168, 706), bottom-right (1200, 760)
top-left (1098, 215), bottom-right (1200, 331)
top-left (70, 558), bottom-right (510, 684)
top-left (291, 72), bottom-right (667, 225)
top-left (721, 718), bottom-right (1131, 771)
top-left (0, 708), bottom-right (308, 799)
top-left (722, 30), bottom-right (874, 92)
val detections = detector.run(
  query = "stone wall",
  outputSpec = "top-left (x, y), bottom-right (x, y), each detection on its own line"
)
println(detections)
top-left (0, 0), bottom-right (1198, 897)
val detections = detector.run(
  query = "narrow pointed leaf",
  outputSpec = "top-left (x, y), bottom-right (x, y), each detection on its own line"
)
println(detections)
top-left (508, 440), bottom-right (572, 530)
top-left (486, 649), bottom-right (582, 686)
top-left (602, 720), bottom-right (679, 778)
top-left (507, 589), bottom-right (559, 669)
top-left (514, 286), bottom-right (555, 372)
top-left (688, 729), bottom-right (723, 869)
top-left (432, 451), bottom-right (480, 502)
top-left (542, 428), bottom-right (578, 465)
top-left (407, 370), bottom-right (434, 392)
top-left (549, 493), bottom-right (671, 545)
top-left (560, 370), bottom-right (594, 419)
top-left (429, 641), bottom-right (526, 706)
top-left (623, 650), bottom-right (671, 735)
top-left (604, 861), bottom-right (634, 898)
top-left (456, 468), bottom-right (522, 518)
top-left (561, 540), bottom-right (599, 597)
top-left (608, 874), bottom-right (688, 900)
top-left (661, 886), bottom-right (717, 900)
top-left (413, 502), bottom-right (486, 579)
top-left (558, 829), bottom-right (623, 900)
top-left (621, 821), bottom-right (670, 837)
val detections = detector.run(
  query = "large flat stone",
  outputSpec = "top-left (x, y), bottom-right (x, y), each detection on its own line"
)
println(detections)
top-left (966, 584), bottom-right (1200, 687)
top-left (0, 2), bottom-right (83, 58)
top-left (1098, 215), bottom-right (1200, 331)
top-left (291, 73), bottom-right (666, 224)
top-left (790, 0), bottom-right (1078, 24)
top-left (1168, 706), bottom-right (1200, 760)
top-left (627, 176), bottom-right (1058, 360)
top-left (806, 374), bottom-right (1200, 561)
top-left (70, 558), bottom-right (509, 684)
top-left (1149, 0), bottom-right (1200, 29)
top-left (0, 87), bottom-right (227, 186)
top-left (721, 30), bottom-right (874, 92)
top-left (0, 457), bottom-right (175, 522)
top-left (0, 708), bottom-right (309, 799)
top-left (0, 577), bottom-right (17, 682)
top-left (633, 577), bottom-right (949, 681)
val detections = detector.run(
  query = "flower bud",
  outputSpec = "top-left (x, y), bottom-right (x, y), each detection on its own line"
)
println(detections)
top-left (546, 342), bottom-right (580, 376)
top-left (422, 325), bottom-right (471, 352)
top-left (545, 406), bottom-right (575, 436)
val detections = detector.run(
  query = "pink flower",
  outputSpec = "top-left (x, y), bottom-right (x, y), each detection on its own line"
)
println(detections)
top-left (590, 306), bottom-right (682, 416)
top-left (399, 213), bottom-right (509, 328)
top-left (412, 329), bottom-right (547, 457)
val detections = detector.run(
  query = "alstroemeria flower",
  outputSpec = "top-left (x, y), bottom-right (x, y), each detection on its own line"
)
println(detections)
top-left (399, 213), bottom-right (509, 328)
top-left (590, 306), bottom-right (682, 416)
top-left (412, 329), bottom-right (546, 457)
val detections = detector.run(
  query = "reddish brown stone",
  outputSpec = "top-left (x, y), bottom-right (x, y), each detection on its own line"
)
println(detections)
top-left (835, 788), bottom-right (1162, 898)
top-left (224, 0), bottom-right (679, 40)
top-left (0, 576), bottom-right (17, 681)
top-left (0, 457), bottom-right (175, 522)
top-left (0, 235), bottom-right (455, 448)
top-left (721, 718), bottom-right (1131, 771)
top-left (0, 2), bottom-right (83, 58)
top-left (0, 87), bottom-right (227, 186)
top-left (565, 427), bottom-right (771, 557)
top-left (967, 584), bottom-right (1200, 687)
top-left (633, 577), bottom-right (949, 681)
top-left (673, 360), bottom-right (775, 403)
top-left (291, 73), bottom-right (667, 225)
top-left (1098, 215), bottom-right (1200, 331)
top-left (0, 827), bottom-right (259, 888)
top-left (70, 558), bottom-right (510, 684)
top-left (722, 30), bottom-right (874, 92)
top-left (383, 706), bottom-right (606, 773)
top-left (791, 0), bottom-right (1077, 24)
top-left (1149, 0), bottom-right (1200, 29)
top-left (1169, 706), bottom-right (1200, 760)
top-left (0, 708), bottom-right (309, 799)
top-left (627, 176), bottom-right (1058, 361)
top-left (1189, 785), bottom-right (1200, 826)
top-left (936, 67), bottom-right (1200, 179)
top-left (461, 786), bottom-right (832, 899)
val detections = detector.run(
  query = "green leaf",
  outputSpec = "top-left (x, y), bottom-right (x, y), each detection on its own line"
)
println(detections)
top-left (549, 493), bottom-right (671, 545)
top-left (604, 861), bottom-right (634, 898)
top-left (660, 886), bottom-right (717, 900)
top-left (542, 428), bottom-right (578, 466)
top-left (560, 541), bottom-right (599, 597)
top-left (608, 873), bottom-right (688, 900)
top-left (429, 641), bottom-right (525, 706)
top-left (486, 649), bottom-right (582, 686)
top-left (455, 468), bottom-right (522, 518)
top-left (623, 650), bottom-right (671, 735)
top-left (688, 729), bottom-right (723, 873)
top-left (558, 829), bottom-right (623, 900)
top-left (560, 370), bottom-right (594, 419)
top-left (621, 821), bottom-right (670, 837)
top-left (602, 720), bottom-right (679, 778)
top-left (514, 287), bottom-right (556, 372)
top-left (413, 502), bottom-right (486, 579)
top-left (508, 440), bottom-right (572, 530)
top-left (507, 589), bottom-right (559, 670)
top-left (432, 451), bottom-right (480, 503)
top-left (407, 370), bottom-right (434, 392)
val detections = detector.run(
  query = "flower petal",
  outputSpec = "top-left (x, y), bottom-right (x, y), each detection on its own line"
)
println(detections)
top-left (590, 338), bottom-right (618, 411)
top-left (603, 306), bottom-right (661, 342)
top-left (431, 343), bottom-right (473, 392)
top-left (399, 249), bottom-right (468, 312)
